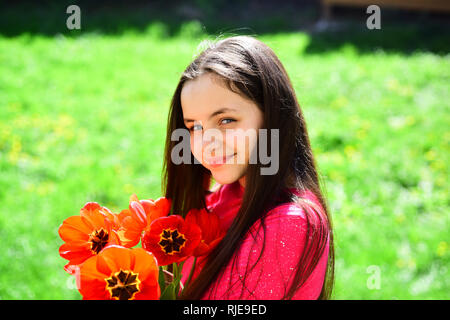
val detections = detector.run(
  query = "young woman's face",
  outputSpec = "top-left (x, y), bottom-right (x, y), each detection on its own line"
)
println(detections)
top-left (181, 72), bottom-right (264, 187)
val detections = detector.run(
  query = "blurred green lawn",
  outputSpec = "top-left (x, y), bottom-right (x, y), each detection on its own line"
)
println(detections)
top-left (0, 21), bottom-right (449, 299)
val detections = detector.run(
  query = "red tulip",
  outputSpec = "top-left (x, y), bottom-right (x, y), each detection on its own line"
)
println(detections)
top-left (78, 246), bottom-right (160, 300)
top-left (58, 202), bottom-right (121, 274)
top-left (142, 215), bottom-right (202, 266)
top-left (117, 195), bottom-right (171, 247)
top-left (185, 208), bottom-right (225, 257)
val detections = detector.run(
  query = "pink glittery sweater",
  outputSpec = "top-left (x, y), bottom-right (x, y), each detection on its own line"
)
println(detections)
top-left (181, 180), bottom-right (330, 300)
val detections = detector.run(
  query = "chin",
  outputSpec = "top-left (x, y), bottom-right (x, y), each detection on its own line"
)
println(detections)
top-left (209, 166), bottom-right (242, 185)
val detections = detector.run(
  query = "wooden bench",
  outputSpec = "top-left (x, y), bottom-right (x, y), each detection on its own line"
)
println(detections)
top-left (322, 0), bottom-right (450, 18)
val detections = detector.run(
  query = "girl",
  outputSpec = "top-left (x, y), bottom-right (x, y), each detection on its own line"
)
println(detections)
top-left (162, 35), bottom-right (334, 299)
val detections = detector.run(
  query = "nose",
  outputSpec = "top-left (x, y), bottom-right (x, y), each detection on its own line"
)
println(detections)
top-left (203, 136), bottom-right (221, 158)
top-left (201, 128), bottom-right (225, 158)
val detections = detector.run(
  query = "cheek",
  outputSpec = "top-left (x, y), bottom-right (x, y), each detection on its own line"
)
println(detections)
top-left (226, 130), bottom-right (258, 164)
top-left (223, 131), bottom-right (239, 154)
top-left (190, 134), bottom-right (203, 161)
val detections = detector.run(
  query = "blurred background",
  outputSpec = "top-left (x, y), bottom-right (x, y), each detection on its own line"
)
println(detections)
top-left (0, 0), bottom-right (448, 299)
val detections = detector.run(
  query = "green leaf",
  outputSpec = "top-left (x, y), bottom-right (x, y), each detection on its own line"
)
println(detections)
top-left (159, 282), bottom-right (177, 300)
top-left (172, 262), bottom-right (178, 279)
top-left (158, 266), bottom-right (166, 293)
top-left (173, 267), bottom-right (183, 298)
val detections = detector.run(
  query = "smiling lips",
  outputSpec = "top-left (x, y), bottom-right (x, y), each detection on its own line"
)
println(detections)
top-left (205, 153), bottom-right (236, 167)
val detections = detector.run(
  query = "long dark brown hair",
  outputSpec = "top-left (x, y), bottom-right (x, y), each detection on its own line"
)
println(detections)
top-left (161, 35), bottom-right (335, 299)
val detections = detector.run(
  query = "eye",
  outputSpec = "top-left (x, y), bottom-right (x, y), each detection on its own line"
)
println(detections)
top-left (188, 124), bottom-right (203, 132)
top-left (220, 118), bottom-right (236, 125)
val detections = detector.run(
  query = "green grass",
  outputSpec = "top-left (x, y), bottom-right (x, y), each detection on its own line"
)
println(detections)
top-left (0, 22), bottom-right (449, 299)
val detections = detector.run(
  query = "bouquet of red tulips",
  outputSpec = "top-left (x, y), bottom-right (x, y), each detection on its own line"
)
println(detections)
top-left (58, 194), bottom-right (225, 300)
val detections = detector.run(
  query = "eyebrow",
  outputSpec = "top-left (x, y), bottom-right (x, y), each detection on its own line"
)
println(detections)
top-left (183, 107), bottom-right (237, 123)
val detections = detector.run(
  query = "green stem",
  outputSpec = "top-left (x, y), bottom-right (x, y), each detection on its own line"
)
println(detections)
top-left (173, 262), bottom-right (183, 299)
top-left (172, 262), bottom-right (178, 280)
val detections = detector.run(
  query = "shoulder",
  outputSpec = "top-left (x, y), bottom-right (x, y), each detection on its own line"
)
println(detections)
top-left (248, 190), bottom-right (327, 238)
top-left (268, 190), bottom-right (326, 226)
top-left (233, 195), bottom-right (329, 286)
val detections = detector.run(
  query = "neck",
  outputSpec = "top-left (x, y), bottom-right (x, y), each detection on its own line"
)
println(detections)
top-left (238, 176), bottom-right (245, 189)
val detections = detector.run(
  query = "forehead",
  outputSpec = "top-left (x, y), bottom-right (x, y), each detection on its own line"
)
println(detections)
top-left (180, 73), bottom-right (246, 118)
